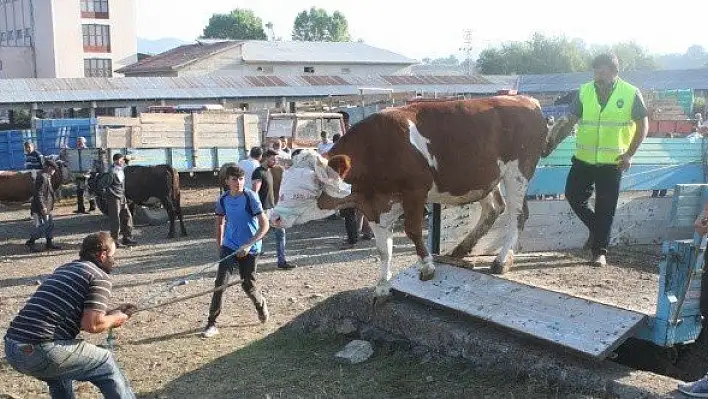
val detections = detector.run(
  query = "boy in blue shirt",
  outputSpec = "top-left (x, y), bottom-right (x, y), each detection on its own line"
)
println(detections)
top-left (203, 165), bottom-right (270, 338)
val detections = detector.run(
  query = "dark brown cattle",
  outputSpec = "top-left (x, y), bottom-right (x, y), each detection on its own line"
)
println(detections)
top-left (94, 164), bottom-right (187, 238)
top-left (0, 162), bottom-right (72, 203)
top-left (276, 95), bottom-right (565, 298)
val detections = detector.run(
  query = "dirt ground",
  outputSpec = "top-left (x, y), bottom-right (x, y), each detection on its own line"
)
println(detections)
top-left (0, 186), bottom-right (674, 398)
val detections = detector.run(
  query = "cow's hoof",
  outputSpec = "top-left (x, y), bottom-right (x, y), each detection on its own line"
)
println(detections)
top-left (167, 233), bottom-right (175, 239)
top-left (374, 281), bottom-right (392, 298)
top-left (181, 232), bottom-right (188, 237)
top-left (419, 268), bottom-right (435, 281)
top-left (491, 259), bottom-right (511, 274)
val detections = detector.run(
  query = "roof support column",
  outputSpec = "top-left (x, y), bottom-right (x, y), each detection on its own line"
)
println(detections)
top-left (89, 101), bottom-right (97, 119)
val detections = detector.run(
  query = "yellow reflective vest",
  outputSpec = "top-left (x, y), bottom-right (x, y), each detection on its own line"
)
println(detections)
top-left (575, 78), bottom-right (637, 164)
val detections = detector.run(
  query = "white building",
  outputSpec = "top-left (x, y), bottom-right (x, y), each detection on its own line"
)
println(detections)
top-left (117, 40), bottom-right (416, 78)
top-left (0, 0), bottom-right (137, 79)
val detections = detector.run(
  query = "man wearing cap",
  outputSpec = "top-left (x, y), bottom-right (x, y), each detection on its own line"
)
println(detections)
top-left (73, 137), bottom-right (98, 214)
top-left (563, 52), bottom-right (648, 267)
top-left (107, 153), bottom-right (137, 247)
top-left (25, 160), bottom-right (62, 252)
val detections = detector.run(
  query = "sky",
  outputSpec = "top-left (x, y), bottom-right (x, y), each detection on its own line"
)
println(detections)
top-left (137, 0), bottom-right (708, 61)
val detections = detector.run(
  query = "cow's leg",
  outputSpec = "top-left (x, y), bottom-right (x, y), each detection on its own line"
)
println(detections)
top-left (369, 202), bottom-right (403, 298)
top-left (449, 186), bottom-right (505, 258)
top-left (492, 163), bottom-right (530, 274)
top-left (401, 193), bottom-right (436, 282)
top-left (160, 197), bottom-right (176, 239)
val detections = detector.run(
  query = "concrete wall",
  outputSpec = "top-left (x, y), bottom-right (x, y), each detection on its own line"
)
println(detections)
top-left (0, 46), bottom-right (34, 78)
top-left (173, 46), bottom-right (410, 77)
top-left (0, 0), bottom-right (137, 78)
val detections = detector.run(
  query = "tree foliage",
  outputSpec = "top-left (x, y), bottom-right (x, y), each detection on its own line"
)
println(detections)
top-left (202, 9), bottom-right (266, 40)
top-left (292, 7), bottom-right (351, 42)
top-left (476, 33), bottom-right (658, 74)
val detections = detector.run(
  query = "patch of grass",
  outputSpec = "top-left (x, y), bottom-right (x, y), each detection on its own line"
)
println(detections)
top-left (150, 330), bottom-right (598, 398)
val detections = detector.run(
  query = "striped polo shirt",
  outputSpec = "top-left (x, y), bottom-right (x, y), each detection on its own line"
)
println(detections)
top-left (5, 260), bottom-right (112, 343)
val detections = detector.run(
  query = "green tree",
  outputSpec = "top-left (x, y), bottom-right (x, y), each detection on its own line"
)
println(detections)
top-left (292, 7), bottom-right (351, 42)
top-left (202, 9), bottom-right (266, 40)
top-left (476, 33), bottom-right (588, 74)
top-left (591, 42), bottom-right (657, 71)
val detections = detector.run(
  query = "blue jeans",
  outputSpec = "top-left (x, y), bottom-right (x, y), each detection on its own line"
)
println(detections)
top-left (4, 337), bottom-right (135, 399)
top-left (273, 227), bottom-right (286, 264)
top-left (29, 214), bottom-right (54, 242)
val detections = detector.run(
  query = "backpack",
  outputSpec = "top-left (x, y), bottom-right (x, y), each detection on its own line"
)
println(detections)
top-left (219, 189), bottom-right (258, 218)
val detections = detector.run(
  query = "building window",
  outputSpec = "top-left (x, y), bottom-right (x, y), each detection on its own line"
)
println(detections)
top-left (84, 58), bottom-right (113, 77)
top-left (82, 24), bottom-right (111, 53)
top-left (340, 68), bottom-right (351, 74)
top-left (303, 66), bottom-right (315, 74)
top-left (256, 65), bottom-right (273, 73)
top-left (81, 0), bottom-right (109, 18)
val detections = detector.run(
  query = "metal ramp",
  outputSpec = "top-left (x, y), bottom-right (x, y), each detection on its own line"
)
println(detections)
top-left (391, 264), bottom-right (648, 360)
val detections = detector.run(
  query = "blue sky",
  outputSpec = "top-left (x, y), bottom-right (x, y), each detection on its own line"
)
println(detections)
top-left (137, 0), bottom-right (707, 61)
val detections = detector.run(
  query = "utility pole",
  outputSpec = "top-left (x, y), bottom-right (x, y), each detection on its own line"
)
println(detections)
top-left (460, 29), bottom-right (474, 76)
top-left (265, 22), bottom-right (275, 41)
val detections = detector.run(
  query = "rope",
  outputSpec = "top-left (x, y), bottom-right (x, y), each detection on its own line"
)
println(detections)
top-left (105, 249), bottom-right (241, 350)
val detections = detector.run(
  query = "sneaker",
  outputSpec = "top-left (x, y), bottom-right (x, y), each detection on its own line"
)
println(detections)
top-left (256, 299), bottom-right (269, 323)
top-left (360, 232), bottom-right (374, 241)
top-left (201, 325), bottom-right (219, 338)
top-left (122, 237), bottom-right (138, 246)
top-left (277, 262), bottom-right (296, 270)
top-left (592, 254), bottom-right (607, 267)
top-left (678, 376), bottom-right (708, 398)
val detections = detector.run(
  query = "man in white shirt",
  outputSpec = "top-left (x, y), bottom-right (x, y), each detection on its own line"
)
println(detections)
top-left (238, 147), bottom-right (263, 189)
top-left (318, 131), bottom-right (333, 155)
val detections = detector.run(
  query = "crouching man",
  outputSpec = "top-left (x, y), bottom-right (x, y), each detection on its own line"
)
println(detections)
top-left (4, 232), bottom-right (137, 398)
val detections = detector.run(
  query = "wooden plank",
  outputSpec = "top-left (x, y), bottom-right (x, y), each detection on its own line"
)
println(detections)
top-left (196, 113), bottom-right (239, 124)
top-left (140, 113), bottom-right (189, 124)
top-left (97, 116), bottom-right (140, 127)
top-left (391, 264), bottom-right (647, 359)
top-left (243, 114), bottom-right (260, 150)
top-left (139, 124), bottom-right (190, 133)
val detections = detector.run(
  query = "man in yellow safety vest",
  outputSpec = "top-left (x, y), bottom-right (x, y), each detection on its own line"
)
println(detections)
top-left (564, 53), bottom-right (648, 267)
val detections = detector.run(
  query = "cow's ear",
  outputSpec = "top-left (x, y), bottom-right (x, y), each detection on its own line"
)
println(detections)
top-left (327, 155), bottom-right (351, 178)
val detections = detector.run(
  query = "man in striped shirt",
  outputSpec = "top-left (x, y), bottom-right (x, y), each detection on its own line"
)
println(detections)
top-left (4, 232), bottom-right (137, 398)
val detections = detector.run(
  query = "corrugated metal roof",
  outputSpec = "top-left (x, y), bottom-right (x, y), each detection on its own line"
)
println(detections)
top-left (116, 41), bottom-right (241, 74)
top-left (517, 69), bottom-right (708, 92)
top-left (118, 40), bottom-right (417, 74)
top-left (240, 41), bottom-right (416, 65)
top-left (0, 75), bottom-right (503, 105)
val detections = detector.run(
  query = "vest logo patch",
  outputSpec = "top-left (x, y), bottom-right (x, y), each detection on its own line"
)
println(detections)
top-left (616, 99), bottom-right (625, 108)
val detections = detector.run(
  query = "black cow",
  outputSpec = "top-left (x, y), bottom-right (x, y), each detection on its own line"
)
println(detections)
top-left (93, 164), bottom-right (187, 238)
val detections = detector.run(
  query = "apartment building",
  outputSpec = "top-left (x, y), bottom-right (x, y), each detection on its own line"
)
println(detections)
top-left (0, 0), bottom-right (137, 78)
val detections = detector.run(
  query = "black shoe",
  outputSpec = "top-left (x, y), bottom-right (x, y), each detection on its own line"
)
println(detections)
top-left (277, 262), bottom-right (296, 270)
top-left (360, 232), bottom-right (374, 240)
top-left (73, 209), bottom-right (89, 214)
top-left (25, 240), bottom-right (41, 253)
top-left (45, 242), bottom-right (62, 250)
top-left (122, 237), bottom-right (138, 246)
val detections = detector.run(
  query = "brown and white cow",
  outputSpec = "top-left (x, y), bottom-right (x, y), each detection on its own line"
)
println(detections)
top-left (0, 162), bottom-right (72, 203)
top-left (274, 95), bottom-right (565, 298)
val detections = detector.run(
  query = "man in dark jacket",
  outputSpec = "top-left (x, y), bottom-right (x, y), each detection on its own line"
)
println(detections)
top-left (107, 153), bottom-right (137, 247)
top-left (25, 160), bottom-right (61, 252)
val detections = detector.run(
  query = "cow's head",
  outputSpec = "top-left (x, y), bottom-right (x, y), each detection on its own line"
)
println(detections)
top-left (270, 149), bottom-right (354, 228)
